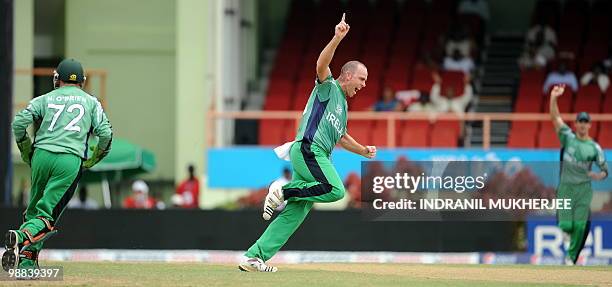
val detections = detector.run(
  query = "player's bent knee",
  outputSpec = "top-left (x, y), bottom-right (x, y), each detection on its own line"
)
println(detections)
top-left (329, 186), bottom-right (345, 202)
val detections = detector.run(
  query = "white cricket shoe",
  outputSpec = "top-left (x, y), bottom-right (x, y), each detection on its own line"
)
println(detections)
top-left (2, 230), bottom-right (19, 272)
top-left (564, 257), bottom-right (575, 266)
top-left (262, 181), bottom-right (284, 221)
top-left (238, 257), bottom-right (278, 272)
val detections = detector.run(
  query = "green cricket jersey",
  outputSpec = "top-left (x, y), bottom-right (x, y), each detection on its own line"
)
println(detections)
top-left (294, 75), bottom-right (348, 155)
top-left (557, 124), bottom-right (608, 184)
top-left (12, 86), bottom-right (113, 159)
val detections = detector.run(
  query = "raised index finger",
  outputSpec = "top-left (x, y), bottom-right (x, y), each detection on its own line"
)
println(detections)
top-left (341, 13), bottom-right (345, 22)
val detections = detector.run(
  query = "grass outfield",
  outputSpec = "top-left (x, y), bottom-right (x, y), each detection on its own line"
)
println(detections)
top-left (1, 262), bottom-right (611, 286)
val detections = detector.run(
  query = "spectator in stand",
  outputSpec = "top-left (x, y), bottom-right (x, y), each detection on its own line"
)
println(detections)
top-left (371, 86), bottom-right (400, 111)
top-left (445, 24), bottom-right (474, 59)
top-left (526, 21), bottom-right (557, 48)
top-left (518, 43), bottom-right (548, 70)
top-left (406, 92), bottom-right (435, 112)
top-left (67, 186), bottom-right (99, 210)
top-left (430, 72), bottom-right (473, 114)
top-left (443, 49), bottom-right (475, 74)
top-left (542, 62), bottom-right (578, 93)
top-left (123, 180), bottom-right (157, 209)
top-left (525, 23), bottom-right (556, 64)
top-left (457, 0), bottom-right (490, 21)
top-left (173, 164), bottom-right (200, 209)
top-left (580, 63), bottom-right (609, 93)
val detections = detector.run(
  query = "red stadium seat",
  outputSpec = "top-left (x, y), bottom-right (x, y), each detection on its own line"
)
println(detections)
top-left (507, 128), bottom-right (537, 148)
top-left (259, 119), bottom-right (287, 146)
top-left (384, 61), bottom-right (413, 91)
top-left (511, 121), bottom-right (539, 133)
top-left (349, 94), bottom-right (378, 111)
top-left (371, 120), bottom-right (390, 147)
top-left (434, 120), bottom-right (462, 136)
top-left (264, 95), bottom-right (292, 111)
top-left (349, 80), bottom-right (380, 111)
top-left (347, 120), bottom-right (373, 144)
top-left (292, 82), bottom-right (315, 110)
top-left (573, 85), bottom-right (602, 113)
top-left (520, 69), bottom-right (546, 85)
top-left (411, 65), bottom-right (434, 93)
top-left (430, 121), bottom-right (460, 147)
top-left (384, 78), bottom-right (409, 92)
top-left (543, 88), bottom-right (573, 113)
top-left (264, 81), bottom-right (295, 110)
top-left (398, 120), bottom-right (430, 147)
top-left (281, 120), bottom-right (298, 143)
top-left (430, 127), bottom-right (459, 147)
top-left (586, 12), bottom-right (610, 43)
top-left (361, 54), bottom-right (388, 73)
top-left (441, 71), bottom-right (465, 96)
top-left (514, 96), bottom-right (543, 112)
top-left (604, 91), bottom-right (612, 113)
top-left (598, 123), bottom-right (612, 148)
top-left (515, 83), bottom-right (544, 112)
top-left (356, 80), bottom-right (381, 100)
top-left (537, 122), bottom-right (561, 148)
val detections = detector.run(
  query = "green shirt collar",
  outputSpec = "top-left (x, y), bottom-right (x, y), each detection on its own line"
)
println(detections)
top-left (333, 79), bottom-right (347, 98)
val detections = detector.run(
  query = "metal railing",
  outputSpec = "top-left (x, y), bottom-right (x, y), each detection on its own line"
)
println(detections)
top-left (14, 68), bottom-right (108, 109)
top-left (208, 111), bottom-right (612, 149)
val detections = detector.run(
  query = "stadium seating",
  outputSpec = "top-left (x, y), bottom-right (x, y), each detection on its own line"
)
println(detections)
top-left (537, 121), bottom-right (560, 148)
top-left (347, 120), bottom-right (372, 144)
top-left (259, 119), bottom-right (290, 146)
top-left (371, 120), bottom-right (389, 147)
top-left (599, 122), bottom-right (612, 148)
top-left (430, 121), bottom-right (460, 147)
top-left (542, 88), bottom-right (573, 113)
top-left (398, 120), bottom-right (430, 147)
top-left (573, 85), bottom-right (602, 113)
top-left (258, 0), bottom-right (611, 149)
top-left (508, 121), bottom-right (539, 148)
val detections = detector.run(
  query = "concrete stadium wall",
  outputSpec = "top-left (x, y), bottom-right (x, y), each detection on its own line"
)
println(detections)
top-left (65, 0), bottom-right (177, 180)
top-left (0, 208), bottom-right (516, 251)
top-left (11, 0), bottom-right (34, 202)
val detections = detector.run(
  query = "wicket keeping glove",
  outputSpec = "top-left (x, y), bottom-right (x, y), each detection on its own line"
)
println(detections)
top-left (83, 146), bottom-right (109, 168)
top-left (16, 136), bottom-right (33, 166)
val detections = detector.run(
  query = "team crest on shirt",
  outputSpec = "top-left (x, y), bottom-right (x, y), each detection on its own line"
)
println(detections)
top-left (335, 104), bottom-right (342, 115)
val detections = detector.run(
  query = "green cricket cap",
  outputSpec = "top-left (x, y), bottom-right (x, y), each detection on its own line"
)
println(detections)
top-left (56, 58), bottom-right (85, 83)
top-left (576, 112), bottom-right (591, 122)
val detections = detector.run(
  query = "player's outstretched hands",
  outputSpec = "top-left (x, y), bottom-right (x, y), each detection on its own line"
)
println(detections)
top-left (364, 145), bottom-right (377, 159)
top-left (335, 13), bottom-right (350, 40)
top-left (550, 84), bottom-right (565, 99)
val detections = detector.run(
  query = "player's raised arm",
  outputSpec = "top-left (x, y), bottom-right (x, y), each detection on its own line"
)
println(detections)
top-left (340, 133), bottom-right (376, 159)
top-left (549, 84), bottom-right (566, 131)
top-left (316, 13), bottom-right (350, 82)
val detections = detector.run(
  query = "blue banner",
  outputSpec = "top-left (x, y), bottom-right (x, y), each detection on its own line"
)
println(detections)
top-left (527, 215), bottom-right (612, 259)
top-left (207, 147), bottom-right (612, 189)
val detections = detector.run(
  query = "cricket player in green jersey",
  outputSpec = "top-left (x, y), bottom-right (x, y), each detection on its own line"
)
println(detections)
top-left (239, 14), bottom-right (376, 272)
top-left (2, 59), bottom-right (113, 272)
top-left (549, 84), bottom-right (608, 265)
